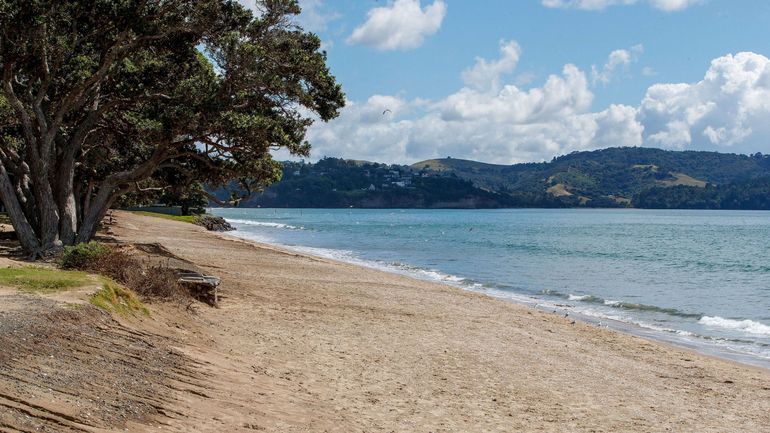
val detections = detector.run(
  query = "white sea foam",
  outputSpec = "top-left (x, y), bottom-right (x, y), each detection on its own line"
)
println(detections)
top-left (699, 316), bottom-right (770, 336)
top-left (215, 214), bottom-right (770, 367)
top-left (227, 219), bottom-right (301, 230)
top-left (277, 244), bottom-right (471, 288)
top-left (675, 330), bottom-right (697, 337)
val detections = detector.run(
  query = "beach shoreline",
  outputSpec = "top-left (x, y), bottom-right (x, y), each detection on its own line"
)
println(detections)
top-left (4, 210), bottom-right (769, 432)
top-left (118, 211), bottom-right (770, 432)
top-left (216, 212), bottom-right (770, 372)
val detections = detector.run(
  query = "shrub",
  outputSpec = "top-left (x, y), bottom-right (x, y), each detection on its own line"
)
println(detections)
top-left (59, 241), bottom-right (190, 303)
top-left (59, 241), bottom-right (109, 269)
top-left (128, 266), bottom-right (187, 301)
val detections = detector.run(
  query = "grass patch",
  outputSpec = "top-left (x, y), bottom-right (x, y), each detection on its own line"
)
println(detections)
top-left (130, 211), bottom-right (198, 223)
top-left (90, 278), bottom-right (150, 316)
top-left (0, 264), bottom-right (149, 316)
top-left (0, 267), bottom-right (93, 293)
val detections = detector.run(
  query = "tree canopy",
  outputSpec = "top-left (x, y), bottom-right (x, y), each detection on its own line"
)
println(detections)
top-left (0, 0), bottom-right (344, 255)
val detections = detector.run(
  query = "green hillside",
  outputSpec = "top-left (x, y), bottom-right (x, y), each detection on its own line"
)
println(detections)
top-left (210, 147), bottom-right (770, 209)
top-left (410, 147), bottom-right (770, 207)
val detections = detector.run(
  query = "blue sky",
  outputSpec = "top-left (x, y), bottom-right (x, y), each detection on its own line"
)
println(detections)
top-left (242, 0), bottom-right (770, 164)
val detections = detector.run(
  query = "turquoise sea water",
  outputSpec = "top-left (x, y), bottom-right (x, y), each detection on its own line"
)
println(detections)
top-left (211, 208), bottom-right (770, 368)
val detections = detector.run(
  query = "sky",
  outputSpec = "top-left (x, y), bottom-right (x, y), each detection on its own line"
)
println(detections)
top-left (240, 0), bottom-right (770, 165)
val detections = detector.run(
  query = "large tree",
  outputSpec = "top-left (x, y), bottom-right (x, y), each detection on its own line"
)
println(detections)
top-left (0, 0), bottom-right (344, 256)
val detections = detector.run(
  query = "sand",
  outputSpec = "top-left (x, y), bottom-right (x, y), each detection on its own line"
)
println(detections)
top-left (3, 210), bottom-right (770, 432)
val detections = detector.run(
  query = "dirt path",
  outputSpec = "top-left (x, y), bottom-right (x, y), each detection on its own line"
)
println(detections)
top-left (2, 210), bottom-right (770, 432)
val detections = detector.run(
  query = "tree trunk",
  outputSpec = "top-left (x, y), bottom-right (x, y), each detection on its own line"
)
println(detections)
top-left (58, 193), bottom-right (78, 245)
top-left (56, 159), bottom-right (78, 245)
top-left (14, 175), bottom-right (39, 234)
top-left (0, 164), bottom-right (41, 252)
top-left (81, 181), bottom-right (94, 226)
top-left (76, 183), bottom-right (115, 244)
top-left (31, 174), bottom-right (61, 250)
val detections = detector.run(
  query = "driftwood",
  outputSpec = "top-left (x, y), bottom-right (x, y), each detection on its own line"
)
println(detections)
top-left (177, 270), bottom-right (221, 306)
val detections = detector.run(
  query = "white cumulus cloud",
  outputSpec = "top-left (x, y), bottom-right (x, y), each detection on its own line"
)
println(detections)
top-left (591, 44), bottom-right (643, 85)
top-left (304, 44), bottom-right (644, 164)
top-left (648, 0), bottom-right (703, 11)
top-left (303, 46), bottom-right (770, 165)
top-left (347, 0), bottom-right (447, 51)
top-left (461, 40), bottom-right (522, 91)
top-left (640, 52), bottom-right (770, 151)
top-left (542, 0), bottom-right (702, 11)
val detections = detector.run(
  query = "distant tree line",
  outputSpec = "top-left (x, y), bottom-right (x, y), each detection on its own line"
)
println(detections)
top-left (208, 149), bottom-right (770, 210)
top-left (634, 177), bottom-right (770, 210)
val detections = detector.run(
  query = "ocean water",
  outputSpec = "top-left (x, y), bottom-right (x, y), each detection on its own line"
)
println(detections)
top-left (211, 208), bottom-right (770, 368)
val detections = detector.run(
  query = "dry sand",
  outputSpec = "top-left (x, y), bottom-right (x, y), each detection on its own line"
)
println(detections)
top-left (2, 210), bottom-right (770, 432)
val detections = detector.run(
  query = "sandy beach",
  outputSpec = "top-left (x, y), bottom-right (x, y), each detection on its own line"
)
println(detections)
top-left (2, 210), bottom-right (770, 432)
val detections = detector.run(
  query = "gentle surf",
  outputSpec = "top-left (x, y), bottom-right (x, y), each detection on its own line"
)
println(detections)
top-left (212, 208), bottom-right (770, 368)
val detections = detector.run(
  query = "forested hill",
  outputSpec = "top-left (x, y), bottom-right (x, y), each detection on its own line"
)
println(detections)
top-left (211, 147), bottom-right (770, 209)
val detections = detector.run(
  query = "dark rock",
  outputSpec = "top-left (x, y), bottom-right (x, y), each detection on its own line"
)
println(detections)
top-left (193, 215), bottom-right (236, 232)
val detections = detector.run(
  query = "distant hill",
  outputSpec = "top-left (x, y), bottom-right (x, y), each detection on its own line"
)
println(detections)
top-left (209, 147), bottom-right (770, 209)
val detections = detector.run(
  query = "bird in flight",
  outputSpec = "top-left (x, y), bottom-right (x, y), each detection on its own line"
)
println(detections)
top-left (382, 109), bottom-right (392, 115)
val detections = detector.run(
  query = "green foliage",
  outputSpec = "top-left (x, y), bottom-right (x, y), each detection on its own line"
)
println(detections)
top-left (0, 0), bottom-right (345, 252)
top-left (59, 242), bottom-right (110, 269)
top-left (0, 267), bottom-right (92, 293)
top-left (635, 177), bottom-right (770, 209)
top-left (159, 183), bottom-right (208, 216)
top-left (130, 211), bottom-right (198, 223)
top-left (207, 149), bottom-right (770, 209)
top-left (210, 157), bottom-right (528, 208)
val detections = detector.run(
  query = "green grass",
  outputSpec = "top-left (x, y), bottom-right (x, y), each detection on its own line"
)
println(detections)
top-left (130, 211), bottom-right (198, 223)
top-left (90, 278), bottom-right (150, 316)
top-left (0, 266), bottom-right (149, 316)
top-left (0, 267), bottom-right (93, 293)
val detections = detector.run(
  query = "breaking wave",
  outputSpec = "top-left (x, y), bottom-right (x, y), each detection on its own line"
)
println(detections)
top-left (699, 316), bottom-right (770, 336)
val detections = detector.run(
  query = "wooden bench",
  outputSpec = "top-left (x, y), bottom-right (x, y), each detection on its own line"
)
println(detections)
top-left (177, 270), bottom-right (221, 306)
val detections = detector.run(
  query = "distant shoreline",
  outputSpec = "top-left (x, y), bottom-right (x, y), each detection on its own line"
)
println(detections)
top-left (207, 148), bottom-right (770, 210)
